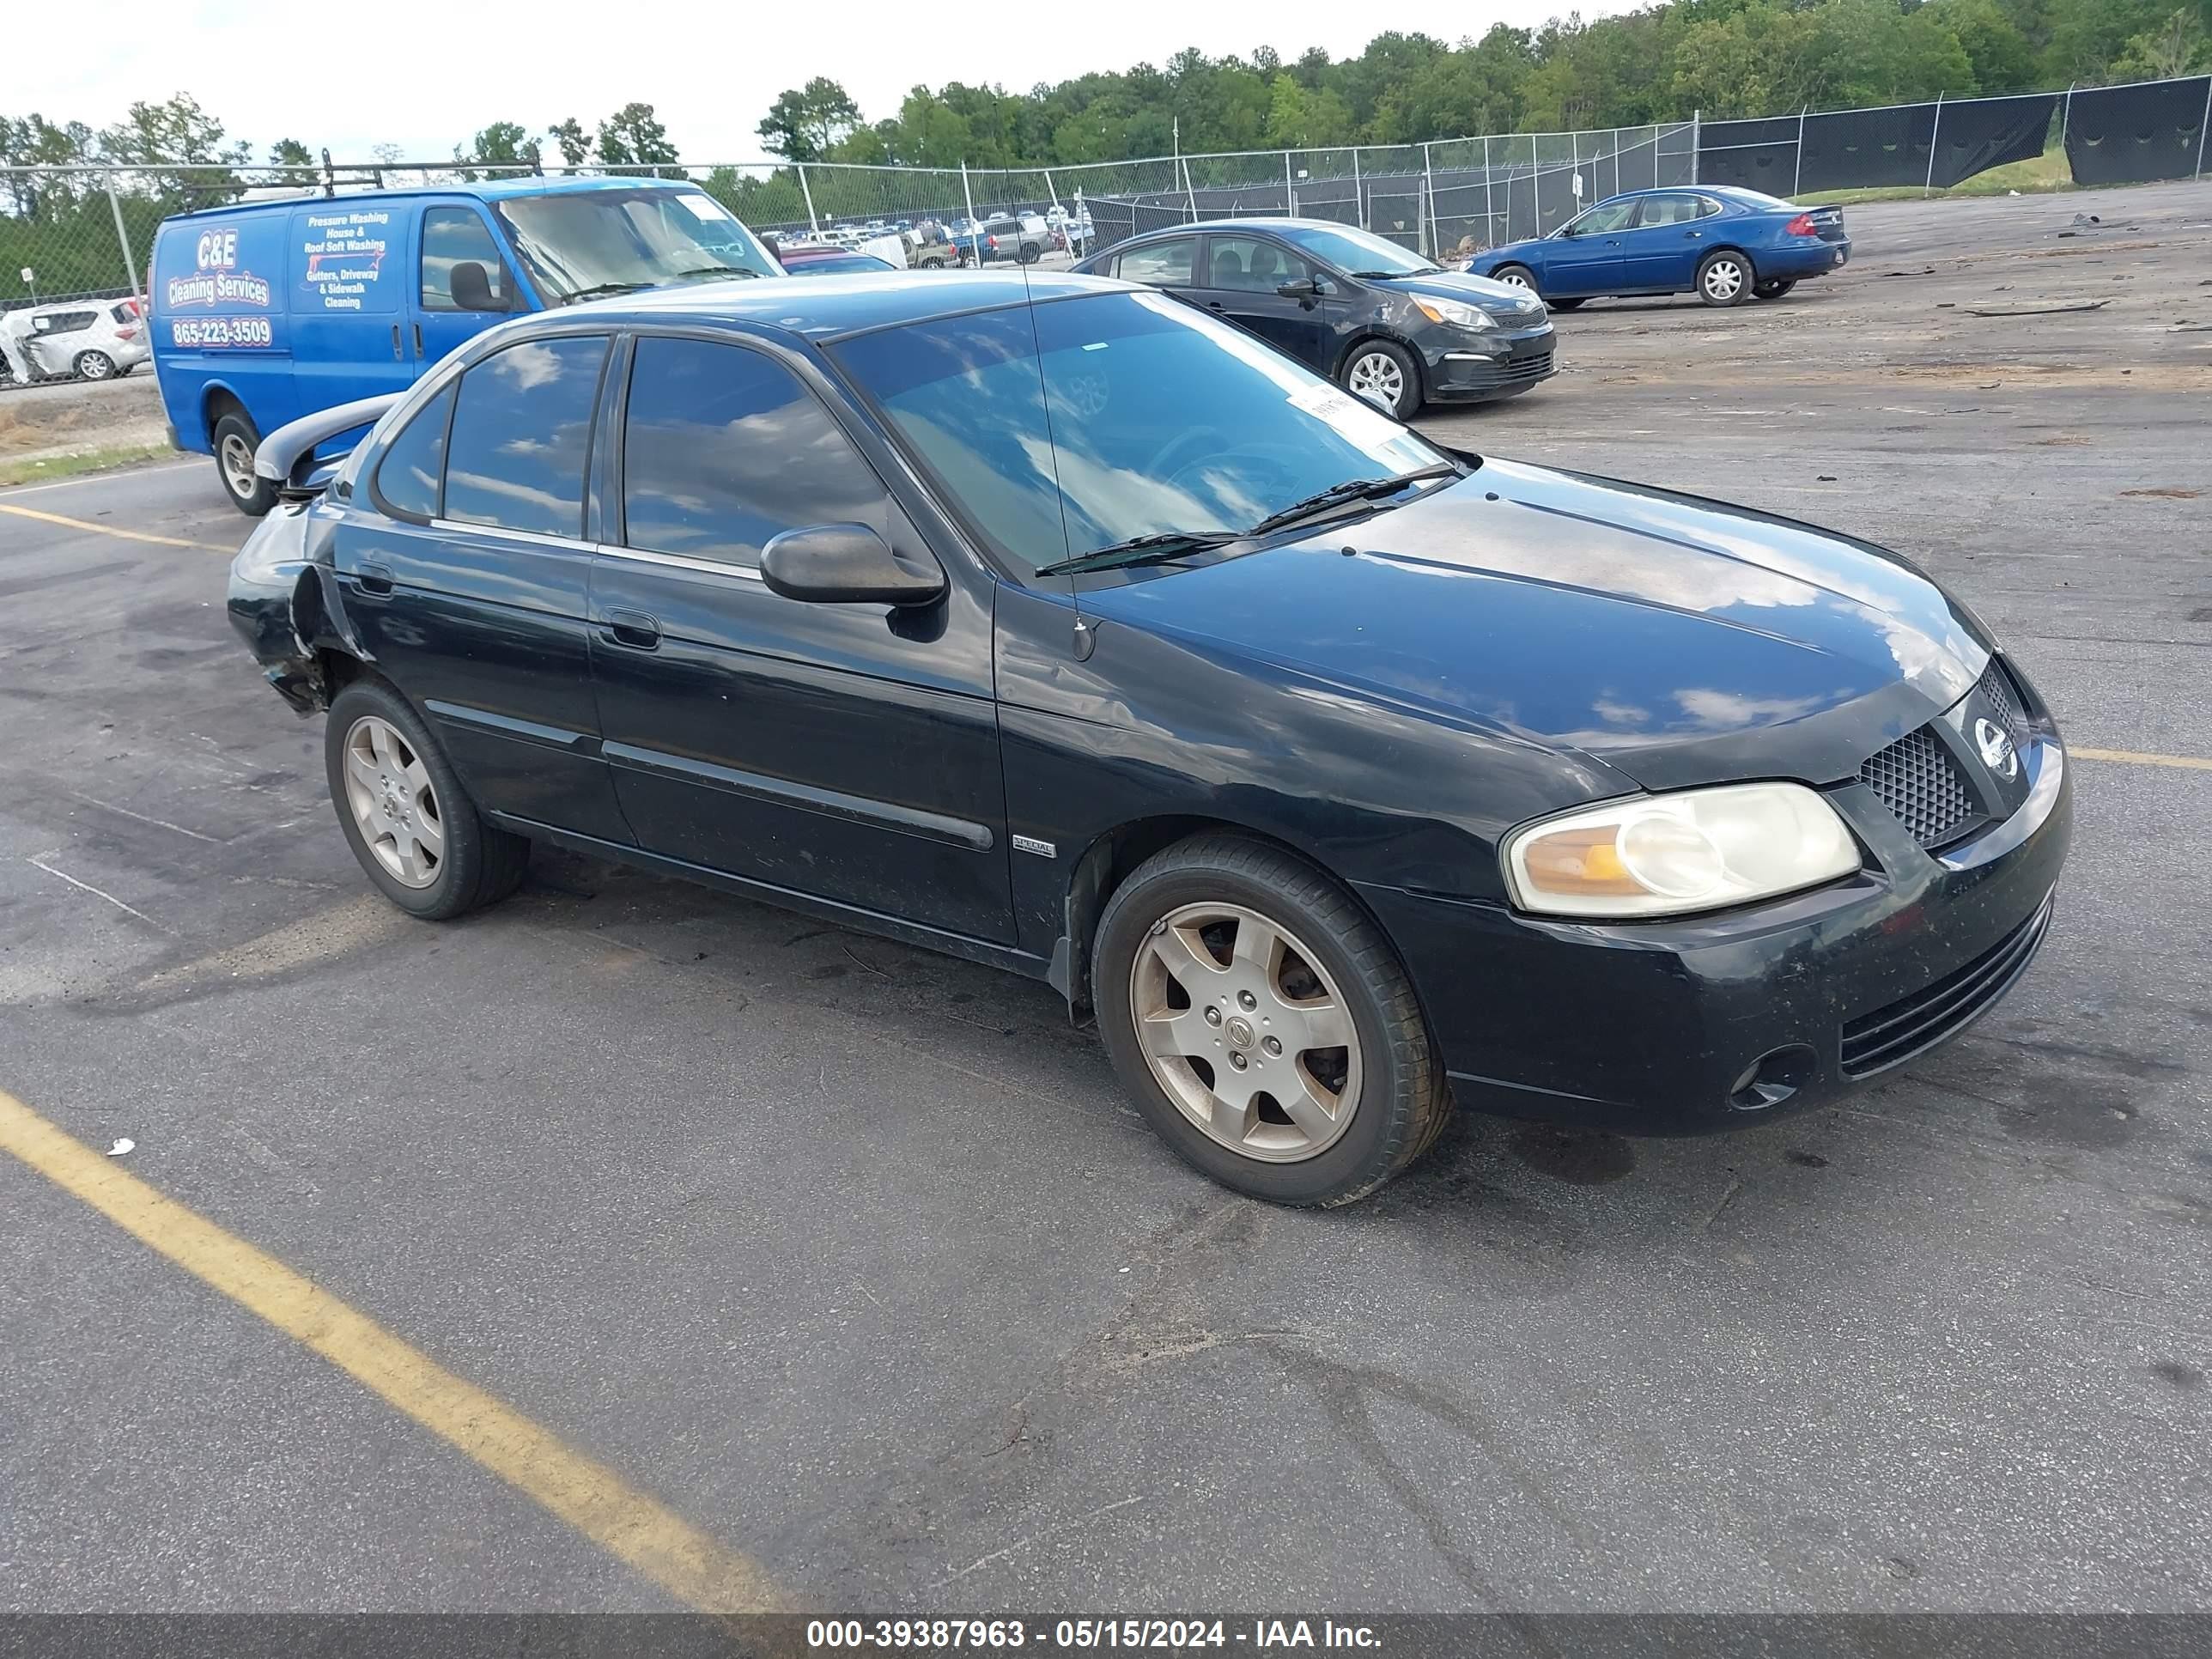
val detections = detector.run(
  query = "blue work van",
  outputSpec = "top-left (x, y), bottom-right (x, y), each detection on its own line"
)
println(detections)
top-left (150, 176), bottom-right (784, 513)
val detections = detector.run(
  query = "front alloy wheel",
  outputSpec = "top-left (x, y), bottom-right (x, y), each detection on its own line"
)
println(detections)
top-left (1130, 902), bottom-right (1361, 1162)
top-left (1342, 341), bottom-right (1418, 418)
top-left (76, 349), bottom-right (116, 381)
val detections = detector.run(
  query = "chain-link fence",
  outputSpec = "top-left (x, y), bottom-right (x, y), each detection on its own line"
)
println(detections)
top-left (4, 72), bottom-right (2207, 326)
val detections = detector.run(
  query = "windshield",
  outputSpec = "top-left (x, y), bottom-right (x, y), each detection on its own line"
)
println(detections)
top-left (492, 188), bottom-right (783, 302)
top-left (1273, 222), bottom-right (1437, 277)
top-left (831, 290), bottom-right (1448, 574)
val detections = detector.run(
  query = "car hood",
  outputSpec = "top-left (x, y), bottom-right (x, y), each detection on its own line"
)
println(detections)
top-left (1370, 270), bottom-right (1548, 320)
top-left (1075, 459), bottom-right (1992, 793)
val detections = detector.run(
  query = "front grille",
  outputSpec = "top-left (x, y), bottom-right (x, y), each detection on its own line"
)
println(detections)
top-left (1840, 895), bottom-right (2053, 1076)
top-left (1859, 726), bottom-right (1978, 847)
top-left (1496, 347), bottom-right (1554, 382)
top-left (1978, 659), bottom-right (2025, 743)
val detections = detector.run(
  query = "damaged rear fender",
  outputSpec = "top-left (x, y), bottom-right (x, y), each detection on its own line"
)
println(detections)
top-left (225, 510), bottom-right (374, 714)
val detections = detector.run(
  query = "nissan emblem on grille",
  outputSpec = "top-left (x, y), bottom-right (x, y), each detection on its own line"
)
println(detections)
top-left (1974, 718), bottom-right (2019, 781)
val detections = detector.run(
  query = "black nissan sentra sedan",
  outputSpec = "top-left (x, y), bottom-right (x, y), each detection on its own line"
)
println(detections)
top-left (228, 270), bottom-right (2069, 1206)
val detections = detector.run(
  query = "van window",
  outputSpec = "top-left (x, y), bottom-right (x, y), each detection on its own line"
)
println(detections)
top-left (421, 208), bottom-right (508, 311)
top-left (442, 335), bottom-right (608, 538)
top-left (621, 337), bottom-right (886, 568)
top-left (373, 382), bottom-right (456, 520)
top-left (491, 188), bottom-right (780, 303)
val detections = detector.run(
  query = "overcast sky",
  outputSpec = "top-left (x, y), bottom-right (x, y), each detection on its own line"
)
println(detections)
top-left (70, 0), bottom-right (1632, 164)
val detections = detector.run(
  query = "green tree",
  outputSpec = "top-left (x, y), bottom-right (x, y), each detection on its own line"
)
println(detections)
top-left (757, 77), bottom-right (862, 161)
top-left (597, 101), bottom-right (678, 167)
top-left (547, 118), bottom-right (590, 171)
top-left (2111, 6), bottom-right (2210, 75)
top-left (267, 137), bottom-right (313, 169)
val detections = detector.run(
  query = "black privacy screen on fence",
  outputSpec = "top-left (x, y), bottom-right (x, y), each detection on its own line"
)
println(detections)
top-left (2064, 77), bottom-right (2212, 185)
top-left (1694, 117), bottom-right (1802, 192)
top-left (1929, 94), bottom-right (2060, 185)
top-left (1801, 105), bottom-right (1941, 191)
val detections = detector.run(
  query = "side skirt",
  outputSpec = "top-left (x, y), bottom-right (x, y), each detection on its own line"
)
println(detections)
top-left (489, 812), bottom-right (1055, 985)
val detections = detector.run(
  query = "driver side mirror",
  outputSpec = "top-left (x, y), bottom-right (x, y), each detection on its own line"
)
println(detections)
top-left (449, 261), bottom-right (514, 313)
top-left (760, 523), bottom-right (946, 607)
top-left (1274, 276), bottom-right (1322, 306)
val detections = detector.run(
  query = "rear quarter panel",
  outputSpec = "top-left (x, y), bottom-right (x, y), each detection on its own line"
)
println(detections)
top-left (150, 209), bottom-right (294, 452)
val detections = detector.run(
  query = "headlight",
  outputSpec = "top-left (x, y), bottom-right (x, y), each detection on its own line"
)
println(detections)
top-left (1412, 295), bottom-right (1495, 331)
top-left (1502, 782), bottom-right (1860, 919)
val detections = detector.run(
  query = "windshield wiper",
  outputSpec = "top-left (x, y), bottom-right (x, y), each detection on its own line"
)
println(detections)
top-left (1350, 266), bottom-right (1442, 278)
top-left (560, 280), bottom-right (654, 303)
top-left (1034, 530), bottom-right (1242, 578)
top-left (1243, 463), bottom-right (1463, 539)
top-left (672, 264), bottom-right (761, 281)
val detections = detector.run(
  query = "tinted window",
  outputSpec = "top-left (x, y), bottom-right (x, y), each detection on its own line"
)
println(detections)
top-left (421, 206), bottom-right (508, 311)
top-left (621, 337), bottom-right (888, 568)
top-left (1116, 239), bottom-right (1195, 287)
top-left (443, 335), bottom-right (607, 538)
top-left (373, 382), bottom-right (455, 520)
top-left (1204, 236), bottom-right (1310, 292)
top-left (1636, 193), bottom-right (1717, 227)
top-left (834, 292), bottom-right (1443, 573)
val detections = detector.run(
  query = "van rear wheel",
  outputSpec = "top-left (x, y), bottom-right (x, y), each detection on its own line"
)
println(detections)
top-left (212, 410), bottom-right (278, 517)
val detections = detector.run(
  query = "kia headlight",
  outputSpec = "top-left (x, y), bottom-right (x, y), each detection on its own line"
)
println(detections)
top-left (1503, 783), bottom-right (1860, 919)
top-left (1412, 295), bottom-right (1495, 331)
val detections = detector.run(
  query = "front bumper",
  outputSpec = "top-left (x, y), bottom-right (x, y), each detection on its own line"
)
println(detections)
top-left (1423, 323), bottom-right (1557, 401)
top-left (1357, 719), bottom-right (2071, 1135)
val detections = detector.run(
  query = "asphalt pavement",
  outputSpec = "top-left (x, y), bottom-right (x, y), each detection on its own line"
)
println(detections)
top-left (1, 182), bottom-right (2209, 1619)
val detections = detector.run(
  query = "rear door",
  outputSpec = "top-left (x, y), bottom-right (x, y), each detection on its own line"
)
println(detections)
top-left (337, 330), bottom-right (629, 842)
top-left (411, 201), bottom-right (522, 373)
top-left (1112, 235), bottom-right (1200, 299)
top-left (1619, 191), bottom-right (1721, 289)
top-left (1541, 198), bottom-right (1634, 296)
top-left (287, 200), bottom-right (415, 414)
top-left (588, 331), bottom-right (1012, 943)
top-left (1185, 234), bottom-right (1334, 370)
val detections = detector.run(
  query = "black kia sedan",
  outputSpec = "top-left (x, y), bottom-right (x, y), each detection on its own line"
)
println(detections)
top-left (228, 270), bottom-right (2068, 1206)
top-left (1072, 217), bottom-right (1556, 419)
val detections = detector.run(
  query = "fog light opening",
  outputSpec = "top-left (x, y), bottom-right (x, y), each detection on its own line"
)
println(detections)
top-left (1729, 1045), bottom-right (1817, 1112)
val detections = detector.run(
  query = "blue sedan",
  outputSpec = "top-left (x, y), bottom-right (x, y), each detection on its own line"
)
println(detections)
top-left (1467, 185), bottom-right (1851, 308)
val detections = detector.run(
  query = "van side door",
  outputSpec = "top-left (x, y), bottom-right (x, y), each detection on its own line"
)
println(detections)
top-left (411, 201), bottom-right (526, 373)
top-left (287, 202), bottom-right (415, 413)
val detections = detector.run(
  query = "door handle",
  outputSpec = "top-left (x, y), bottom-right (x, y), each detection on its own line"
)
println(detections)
top-left (605, 609), bottom-right (661, 649)
top-left (1206, 301), bottom-right (1225, 310)
top-left (357, 562), bottom-right (395, 596)
top-left (413, 322), bottom-right (424, 358)
top-left (390, 325), bottom-right (403, 361)
top-left (1686, 230), bottom-right (1703, 240)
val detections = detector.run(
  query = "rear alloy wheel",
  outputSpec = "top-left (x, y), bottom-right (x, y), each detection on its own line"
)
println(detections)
top-left (211, 410), bottom-right (278, 517)
top-left (1095, 836), bottom-right (1451, 1206)
top-left (1340, 339), bottom-right (1420, 420)
top-left (1697, 251), bottom-right (1752, 307)
top-left (325, 680), bottom-right (530, 921)
top-left (1753, 278), bottom-right (1796, 301)
top-left (74, 349), bottom-right (117, 381)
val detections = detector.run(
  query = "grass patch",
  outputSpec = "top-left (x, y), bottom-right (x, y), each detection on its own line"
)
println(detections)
top-left (0, 441), bottom-right (171, 489)
top-left (1797, 144), bottom-right (2078, 206)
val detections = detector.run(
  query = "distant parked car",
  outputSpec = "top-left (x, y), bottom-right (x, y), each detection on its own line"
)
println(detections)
top-left (1467, 186), bottom-right (1850, 308)
top-left (778, 246), bottom-right (899, 276)
top-left (15, 298), bottom-right (148, 380)
top-left (970, 214), bottom-right (1049, 265)
top-left (1073, 217), bottom-right (1554, 419)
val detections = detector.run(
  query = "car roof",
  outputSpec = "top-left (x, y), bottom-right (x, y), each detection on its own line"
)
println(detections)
top-left (572, 268), bottom-right (1129, 342)
top-left (1590, 185), bottom-right (1783, 206)
top-left (161, 173), bottom-right (702, 222)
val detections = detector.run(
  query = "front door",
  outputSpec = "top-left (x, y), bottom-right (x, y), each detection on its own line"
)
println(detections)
top-left (1541, 198), bottom-right (1636, 296)
top-left (588, 331), bottom-right (1014, 945)
top-left (411, 201), bottom-right (524, 375)
top-left (1188, 234), bottom-right (1334, 370)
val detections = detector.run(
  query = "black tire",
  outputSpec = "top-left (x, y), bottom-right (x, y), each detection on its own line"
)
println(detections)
top-left (75, 349), bottom-right (118, 381)
top-left (211, 409), bottom-right (279, 517)
top-left (324, 678), bottom-right (530, 921)
top-left (1338, 337), bottom-right (1422, 421)
top-left (1548, 297), bottom-right (1586, 311)
top-left (1094, 835), bottom-right (1451, 1206)
top-left (1018, 242), bottom-right (1042, 265)
top-left (1752, 278), bottom-right (1796, 301)
top-left (1492, 264), bottom-right (1540, 297)
top-left (1696, 250), bottom-right (1753, 307)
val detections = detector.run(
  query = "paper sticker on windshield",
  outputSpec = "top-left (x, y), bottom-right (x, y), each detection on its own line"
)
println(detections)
top-left (1287, 381), bottom-right (1406, 445)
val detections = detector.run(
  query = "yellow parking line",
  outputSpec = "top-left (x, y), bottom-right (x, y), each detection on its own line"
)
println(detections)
top-left (0, 501), bottom-right (234, 554)
top-left (0, 1086), bottom-right (789, 1613)
top-left (2071, 746), bottom-right (2212, 772)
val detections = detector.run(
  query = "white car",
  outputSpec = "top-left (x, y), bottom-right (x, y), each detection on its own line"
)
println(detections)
top-left (15, 299), bottom-right (149, 381)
